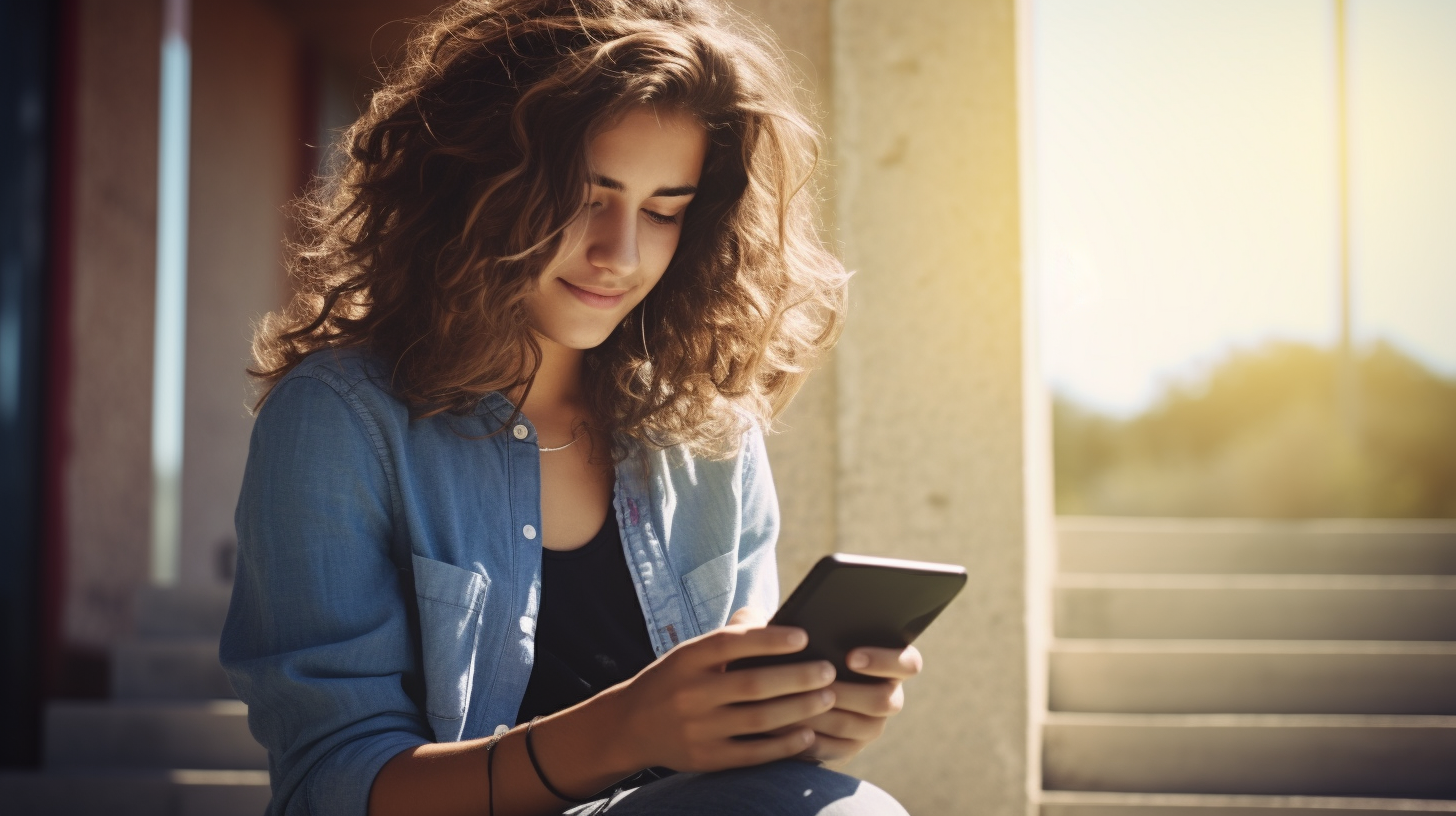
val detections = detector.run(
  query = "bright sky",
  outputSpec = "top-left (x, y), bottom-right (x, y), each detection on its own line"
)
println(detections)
top-left (1031, 0), bottom-right (1456, 416)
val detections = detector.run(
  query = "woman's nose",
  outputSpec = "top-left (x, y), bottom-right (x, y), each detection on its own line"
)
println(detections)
top-left (584, 203), bottom-right (640, 277)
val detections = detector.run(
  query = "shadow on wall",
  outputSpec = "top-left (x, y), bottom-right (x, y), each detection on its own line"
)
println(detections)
top-left (1054, 340), bottom-right (1456, 519)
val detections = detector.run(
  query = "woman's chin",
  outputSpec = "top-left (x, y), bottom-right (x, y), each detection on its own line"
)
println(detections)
top-left (535, 324), bottom-right (617, 352)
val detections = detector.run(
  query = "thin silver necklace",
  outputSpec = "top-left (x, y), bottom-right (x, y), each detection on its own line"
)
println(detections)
top-left (537, 427), bottom-right (586, 453)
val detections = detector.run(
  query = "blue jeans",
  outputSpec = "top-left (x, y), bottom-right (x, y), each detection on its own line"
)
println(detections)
top-left (566, 761), bottom-right (909, 815)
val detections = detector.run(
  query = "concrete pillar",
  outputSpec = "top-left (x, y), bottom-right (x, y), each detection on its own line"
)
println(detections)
top-left (734, 4), bottom-right (1052, 807)
top-left (178, 0), bottom-right (297, 586)
top-left (60, 0), bottom-right (300, 660)
top-left (829, 1), bottom-right (1051, 813)
top-left (64, 0), bottom-right (163, 651)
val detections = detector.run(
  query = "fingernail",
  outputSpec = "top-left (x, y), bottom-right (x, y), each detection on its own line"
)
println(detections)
top-left (787, 629), bottom-right (808, 648)
top-left (848, 652), bottom-right (869, 669)
top-left (820, 662), bottom-right (835, 681)
top-left (819, 689), bottom-right (834, 705)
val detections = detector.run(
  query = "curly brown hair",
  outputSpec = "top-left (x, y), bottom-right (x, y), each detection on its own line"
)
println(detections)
top-left (251, 0), bottom-right (847, 457)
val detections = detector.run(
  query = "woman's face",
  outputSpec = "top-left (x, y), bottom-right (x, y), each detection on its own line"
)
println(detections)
top-left (525, 107), bottom-right (708, 352)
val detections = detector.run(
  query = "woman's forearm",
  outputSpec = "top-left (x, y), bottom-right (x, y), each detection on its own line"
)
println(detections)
top-left (368, 687), bottom-right (641, 816)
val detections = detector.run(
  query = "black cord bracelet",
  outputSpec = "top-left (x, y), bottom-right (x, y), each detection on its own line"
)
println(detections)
top-left (485, 733), bottom-right (502, 816)
top-left (525, 716), bottom-right (594, 804)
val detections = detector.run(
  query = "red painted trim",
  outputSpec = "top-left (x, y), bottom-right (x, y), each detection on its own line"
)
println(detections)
top-left (40, 0), bottom-right (80, 699)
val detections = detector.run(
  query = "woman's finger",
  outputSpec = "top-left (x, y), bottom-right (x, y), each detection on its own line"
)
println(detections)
top-left (675, 624), bottom-right (808, 670)
top-left (710, 688), bottom-right (837, 738)
top-left (801, 706), bottom-right (887, 743)
top-left (709, 726), bottom-right (818, 770)
top-left (801, 732), bottom-right (864, 764)
top-left (845, 644), bottom-right (923, 680)
top-left (823, 678), bottom-right (905, 718)
top-left (727, 606), bottom-right (770, 627)
top-left (708, 659), bottom-right (836, 704)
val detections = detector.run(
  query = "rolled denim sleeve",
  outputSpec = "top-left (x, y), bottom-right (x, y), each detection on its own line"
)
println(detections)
top-left (221, 374), bottom-right (431, 816)
top-left (733, 426), bottom-right (782, 615)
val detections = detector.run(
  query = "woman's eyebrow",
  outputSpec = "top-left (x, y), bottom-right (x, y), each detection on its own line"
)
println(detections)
top-left (591, 173), bottom-right (698, 198)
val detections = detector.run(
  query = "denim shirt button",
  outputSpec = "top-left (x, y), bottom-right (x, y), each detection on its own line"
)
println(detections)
top-left (523, 524), bottom-right (537, 540)
top-left (494, 724), bottom-right (509, 737)
top-left (512, 424), bottom-right (529, 440)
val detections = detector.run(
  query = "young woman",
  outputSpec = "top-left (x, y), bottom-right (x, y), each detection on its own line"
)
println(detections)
top-left (220, 1), bottom-right (920, 814)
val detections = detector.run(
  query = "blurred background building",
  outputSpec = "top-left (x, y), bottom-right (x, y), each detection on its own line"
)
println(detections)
top-left (0, 0), bottom-right (1451, 814)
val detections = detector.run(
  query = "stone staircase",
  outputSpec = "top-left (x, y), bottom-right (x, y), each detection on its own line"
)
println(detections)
top-left (11, 519), bottom-right (1456, 814)
top-left (1041, 517), bottom-right (1456, 816)
top-left (0, 585), bottom-right (269, 816)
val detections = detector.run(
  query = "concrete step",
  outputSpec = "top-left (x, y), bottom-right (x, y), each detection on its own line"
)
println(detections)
top-left (0, 769), bottom-right (269, 816)
top-left (135, 585), bottom-right (233, 639)
top-left (1039, 791), bottom-right (1456, 816)
top-left (1056, 518), bottom-right (1456, 576)
top-left (1043, 712), bottom-right (1456, 798)
top-left (112, 638), bottom-right (235, 700)
top-left (1054, 575), bottom-right (1456, 641)
top-left (1050, 640), bottom-right (1456, 714)
top-left (44, 700), bottom-right (265, 771)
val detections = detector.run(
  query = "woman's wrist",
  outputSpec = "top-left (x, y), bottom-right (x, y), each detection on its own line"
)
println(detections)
top-left (529, 684), bottom-right (647, 799)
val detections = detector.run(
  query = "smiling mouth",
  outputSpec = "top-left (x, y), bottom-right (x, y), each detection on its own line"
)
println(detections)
top-left (560, 279), bottom-right (629, 309)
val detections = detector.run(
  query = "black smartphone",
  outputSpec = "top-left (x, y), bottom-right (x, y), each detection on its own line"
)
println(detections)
top-left (727, 553), bottom-right (967, 683)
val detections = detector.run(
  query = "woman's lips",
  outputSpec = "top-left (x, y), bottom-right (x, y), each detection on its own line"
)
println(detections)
top-left (560, 279), bottom-right (628, 309)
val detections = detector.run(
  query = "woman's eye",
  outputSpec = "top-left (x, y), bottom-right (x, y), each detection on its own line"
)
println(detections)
top-left (644, 209), bottom-right (679, 226)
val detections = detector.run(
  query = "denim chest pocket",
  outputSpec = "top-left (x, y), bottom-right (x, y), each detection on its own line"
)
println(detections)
top-left (411, 554), bottom-right (490, 741)
top-left (681, 551), bottom-right (736, 633)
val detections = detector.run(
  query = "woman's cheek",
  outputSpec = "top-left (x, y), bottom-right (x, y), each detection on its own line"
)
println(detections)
top-left (643, 229), bottom-right (683, 286)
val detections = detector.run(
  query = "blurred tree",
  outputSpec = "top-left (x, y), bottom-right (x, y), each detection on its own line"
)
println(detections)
top-left (1054, 341), bottom-right (1456, 518)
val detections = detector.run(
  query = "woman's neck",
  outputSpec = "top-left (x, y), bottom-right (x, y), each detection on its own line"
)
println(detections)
top-left (518, 335), bottom-right (585, 419)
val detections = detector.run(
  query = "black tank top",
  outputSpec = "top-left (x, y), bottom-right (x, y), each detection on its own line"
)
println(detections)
top-left (516, 506), bottom-right (658, 723)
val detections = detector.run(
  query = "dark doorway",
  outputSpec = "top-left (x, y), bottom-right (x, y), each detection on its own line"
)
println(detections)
top-left (0, 0), bottom-right (62, 767)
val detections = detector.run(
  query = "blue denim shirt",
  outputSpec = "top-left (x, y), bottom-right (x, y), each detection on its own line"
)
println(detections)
top-left (219, 349), bottom-right (781, 816)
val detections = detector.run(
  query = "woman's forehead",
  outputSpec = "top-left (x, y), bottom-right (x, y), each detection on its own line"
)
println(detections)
top-left (586, 107), bottom-right (708, 193)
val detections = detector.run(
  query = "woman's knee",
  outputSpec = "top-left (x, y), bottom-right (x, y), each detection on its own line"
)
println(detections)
top-left (591, 761), bottom-right (909, 816)
top-left (787, 765), bottom-right (907, 816)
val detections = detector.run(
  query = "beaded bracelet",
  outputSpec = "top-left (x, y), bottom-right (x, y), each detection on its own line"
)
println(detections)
top-left (525, 716), bottom-right (594, 804)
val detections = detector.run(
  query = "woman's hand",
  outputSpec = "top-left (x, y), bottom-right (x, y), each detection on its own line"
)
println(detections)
top-left (799, 644), bottom-right (922, 766)
top-left (716, 607), bottom-right (923, 767)
top-left (607, 608), bottom-right (839, 774)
